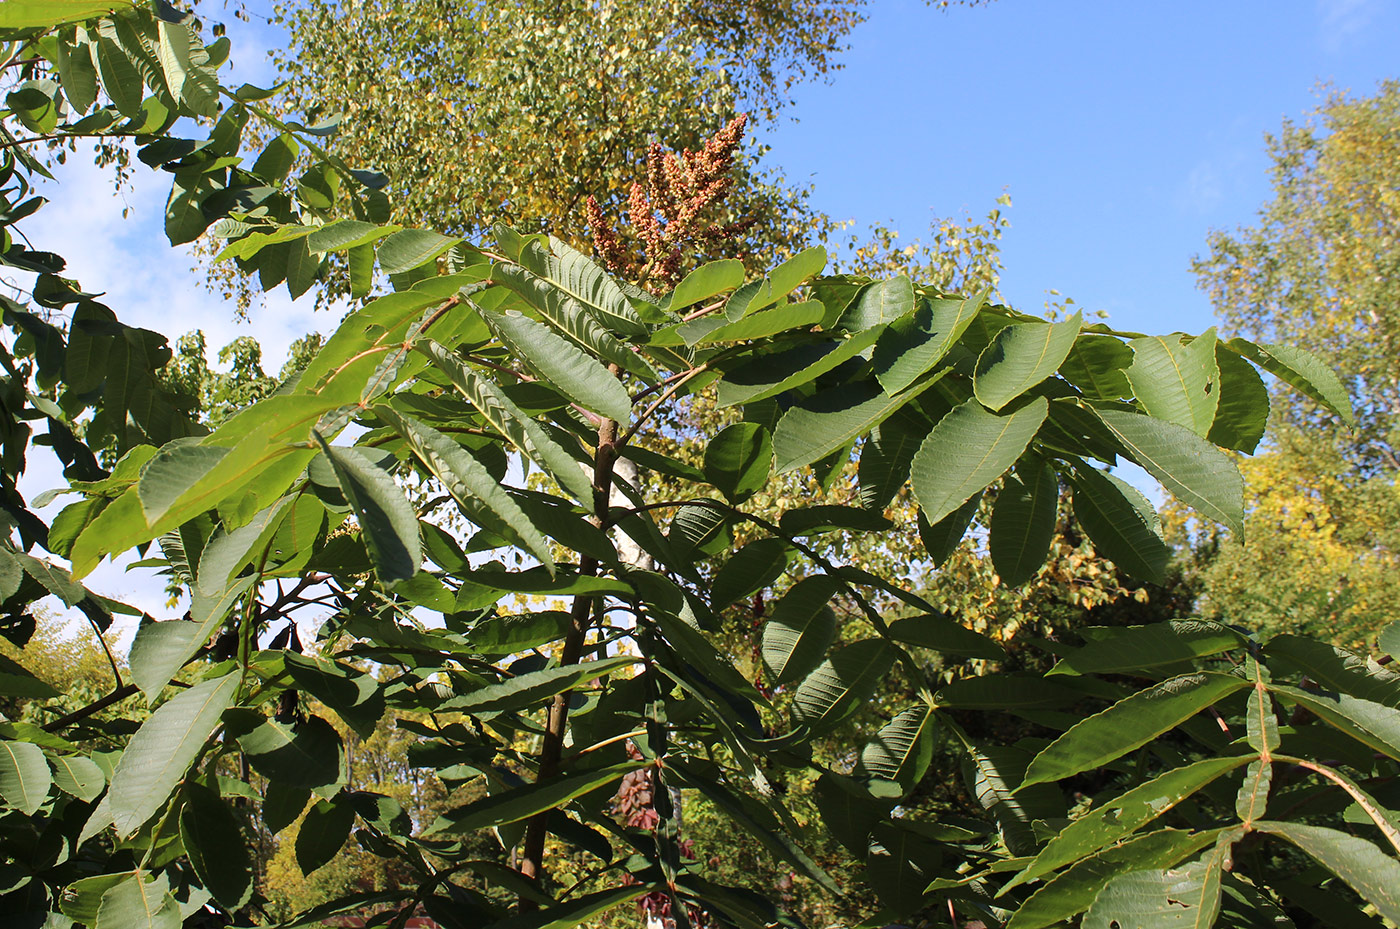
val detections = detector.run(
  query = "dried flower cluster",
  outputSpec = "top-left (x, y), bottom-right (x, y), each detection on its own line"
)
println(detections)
top-left (585, 114), bottom-right (757, 284)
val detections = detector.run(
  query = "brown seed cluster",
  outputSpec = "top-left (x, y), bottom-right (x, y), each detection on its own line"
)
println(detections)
top-left (585, 114), bottom-right (756, 284)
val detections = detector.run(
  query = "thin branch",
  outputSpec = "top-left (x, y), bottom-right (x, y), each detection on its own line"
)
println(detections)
top-left (42, 683), bottom-right (138, 731)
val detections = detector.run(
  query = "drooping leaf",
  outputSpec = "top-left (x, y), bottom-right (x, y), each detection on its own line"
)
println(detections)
top-left (417, 339), bottom-right (594, 508)
top-left (429, 762), bottom-right (644, 834)
top-left (296, 796), bottom-right (356, 875)
top-left (1096, 409), bottom-right (1244, 535)
top-left (375, 407), bottom-right (555, 570)
top-left (50, 752), bottom-right (105, 802)
top-left (973, 313), bottom-right (1081, 411)
top-left (711, 538), bottom-right (789, 610)
top-left (1263, 636), bottom-right (1400, 708)
top-left (1124, 329), bottom-right (1220, 436)
top-left (94, 871), bottom-right (180, 929)
top-left (916, 493), bottom-right (981, 568)
top-left (442, 657), bottom-right (635, 714)
top-left (1224, 338), bottom-right (1355, 428)
top-left (872, 291), bottom-right (986, 394)
top-left (1207, 347), bottom-right (1269, 453)
top-left (1081, 849), bottom-right (1226, 929)
top-left (1269, 685), bottom-right (1400, 761)
top-left (858, 403), bottom-right (928, 511)
top-left (773, 379), bottom-right (931, 475)
top-left (1004, 756), bottom-right (1253, 891)
top-left (911, 397), bottom-right (1048, 526)
top-left (1058, 335), bottom-right (1134, 400)
top-left (792, 639), bottom-right (896, 736)
top-left (1008, 828), bottom-right (1221, 929)
top-left (1022, 672), bottom-right (1250, 787)
top-left (762, 576), bottom-right (839, 686)
top-left (989, 458), bottom-right (1058, 586)
top-left (855, 705), bottom-right (936, 792)
top-left (109, 673), bottom-right (240, 835)
top-left (475, 308), bottom-right (632, 421)
top-left (376, 228), bottom-right (461, 274)
top-left (703, 423), bottom-right (773, 503)
top-left (1069, 466), bottom-right (1170, 584)
top-left (237, 716), bottom-right (345, 791)
top-left (1255, 821), bottom-right (1400, 923)
top-left (179, 781), bottom-right (252, 909)
top-left (714, 326), bottom-right (883, 407)
top-left (315, 440), bottom-right (421, 584)
top-left (1050, 620), bottom-right (1242, 677)
top-left (0, 740), bottom-right (51, 814)
top-left (887, 613), bottom-right (1005, 659)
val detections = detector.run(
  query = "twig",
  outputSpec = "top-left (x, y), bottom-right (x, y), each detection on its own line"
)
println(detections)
top-left (42, 683), bottom-right (138, 731)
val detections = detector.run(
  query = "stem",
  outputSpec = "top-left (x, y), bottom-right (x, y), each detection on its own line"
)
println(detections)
top-left (1273, 754), bottom-right (1400, 855)
top-left (516, 368), bottom-right (622, 907)
top-left (42, 683), bottom-right (138, 731)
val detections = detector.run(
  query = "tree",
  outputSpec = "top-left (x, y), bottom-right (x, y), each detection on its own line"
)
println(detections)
top-left (1190, 82), bottom-right (1400, 645)
top-left (3, 5), bottom-right (1397, 929)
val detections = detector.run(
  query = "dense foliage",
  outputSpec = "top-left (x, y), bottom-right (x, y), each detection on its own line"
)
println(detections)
top-left (2, 4), bottom-right (1398, 929)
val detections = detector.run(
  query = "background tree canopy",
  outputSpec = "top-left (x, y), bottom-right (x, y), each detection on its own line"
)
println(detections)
top-left (0, 4), bottom-right (1397, 929)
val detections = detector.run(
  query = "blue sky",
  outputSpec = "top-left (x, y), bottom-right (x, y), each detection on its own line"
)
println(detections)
top-left (760, 0), bottom-right (1400, 335)
top-left (16, 0), bottom-right (1400, 628)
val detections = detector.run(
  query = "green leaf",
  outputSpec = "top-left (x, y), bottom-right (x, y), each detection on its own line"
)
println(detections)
top-left (1008, 829), bottom-right (1220, 929)
top-left (858, 404), bottom-right (928, 511)
top-left (476, 308), bottom-right (631, 421)
top-left (50, 753), bottom-right (105, 802)
top-left (762, 576), bottom-right (839, 686)
top-left (1125, 330), bottom-right (1219, 436)
top-left (95, 871), bottom-right (180, 929)
top-left (417, 339), bottom-right (594, 508)
top-left (283, 653), bottom-right (385, 739)
top-left (703, 422), bottom-right (773, 503)
top-left (296, 796), bottom-right (356, 875)
top-left (1022, 672), bottom-right (1249, 788)
top-left (196, 497), bottom-right (293, 598)
top-left (1081, 847), bottom-right (1226, 929)
top-left (916, 493), bottom-right (980, 568)
top-left (1096, 409), bottom-right (1244, 536)
top-left (699, 301), bottom-right (824, 344)
top-left (1005, 757), bottom-right (1251, 892)
top-left (467, 611), bottom-right (573, 653)
top-left (376, 229), bottom-right (461, 274)
top-left (773, 378), bottom-right (931, 475)
top-left (488, 887), bottom-right (648, 929)
top-left (872, 291), bottom-right (986, 394)
top-left (1058, 335), bottom-right (1134, 400)
top-left (238, 716), bottom-right (344, 791)
top-left (887, 613), bottom-right (1005, 659)
top-left (1068, 466), bottom-right (1170, 584)
top-left (711, 538), bottom-right (789, 610)
top-left (1255, 821), bottom-right (1400, 923)
top-left (0, 740), bottom-right (52, 814)
top-left (0, 651), bottom-right (61, 699)
top-left (652, 609), bottom-right (767, 705)
top-left (429, 761), bottom-right (644, 834)
top-left (316, 440), bottom-right (421, 584)
top-left (154, 19), bottom-right (216, 116)
top-left (375, 407), bottom-right (555, 571)
top-left (989, 458), bottom-right (1058, 586)
top-left (839, 274), bottom-right (914, 331)
top-left (728, 245), bottom-right (828, 320)
top-left (442, 657), bottom-right (634, 714)
top-left (669, 259), bottom-right (745, 309)
top-left (1, 1), bottom-right (135, 28)
top-left (911, 397), bottom-right (1048, 526)
top-left (793, 639), bottom-right (896, 736)
top-left (1207, 347), bottom-right (1269, 453)
top-left (1269, 684), bottom-right (1400, 760)
top-left (1224, 338), bottom-right (1355, 427)
top-left (1383, 622), bottom-right (1400, 661)
top-left (779, 504), bottom-right (891, 535)
top-left (127, 577), bottom-right (255, 702)
top-left (109, 672), bottom-right (239, 836)
top-left (856, 705), bottom-right (936, 792)
top-left (714, 325), bottom-right (883, 407)
top-left (93, 21), bottom-right (143, 119)
top-left (306, 219), bottom-right (398, 253)
top-left (973, 313), bottom-right (1081, 411)
top-left (518, 237), bottom-right (648, 339)
top-left (180, 781), bottom-right (252, 909)
top-left (60, 872), bottom-right (133, 924)
top-left (1235, 758), bottom-right (1272, 824)
top-left (1050, 620), bottom-right (1242, 677)
top-left (1263, 636), bottom-right (1400, 708)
